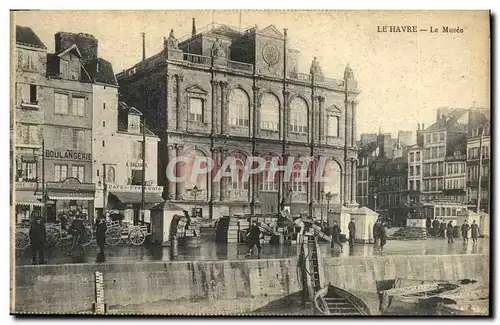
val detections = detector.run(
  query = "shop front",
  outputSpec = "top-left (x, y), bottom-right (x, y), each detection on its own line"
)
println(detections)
top-left (14, 182), bottom-right (44, 224)
top-left (105, 184), bottom-right (164, 226)
top-left (36, 177), bottom-right (96, 223)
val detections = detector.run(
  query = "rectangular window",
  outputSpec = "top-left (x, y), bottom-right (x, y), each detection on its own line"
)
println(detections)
top-left (410, 152), bottom-right (414, 162)
top-left (72, 129), bottom-right (85, 150)
top-left (425, 148), bottom-right (430, 159)
top-left (71, 166), bottom-right (85, 182)
top-left (55, 93), bottom-right (69, 115)
top-left (19, 161), bottom-right (37, 182)
top-left (72, 97), bottom-right (85, 116)
top-left (409, 180), bottom-right (414, 190)
top-left (432, 133), bottom-right (437, 143)
top-left (416, 166), bottom-right (420, 176)
top-left (409, 166), bottom-right (414, 176)
top-left (440, 132), bottom-right (445, 141)
top-left (416, 151), bottom-right (421, 161)
top-left (132, 141), bottom-right (144, 159)
top-left (431, 147), bottom-right (437, 159)
top-left (416, 180), bottom-right (420, 191)
top-left (54, 164), bottom-right (68, 182)
top-left (17, 123), bottom-right (40, 145)
top-left (327, 115), bottom-right (339, 137)
top-left (61, 60), bottom-right (69, 79)
top-left (482, 165), bottom-right (489, 177)
top-left (20, 83), bottom-right (38, 105)
top-left (189, 98), bottom-right (203, 122)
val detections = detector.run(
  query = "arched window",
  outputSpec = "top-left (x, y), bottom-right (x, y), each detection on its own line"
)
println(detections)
top-left (323, 159), bottom-right (341, 203)
top-left (229, 158), bottom-right (249, 190)
top-left (260, 93), bottom-right (279, 131)
top-left (290, 97), bottom-right (308, 133)
top-left (184, 149), bottom-right (208, 192)
top-left (229, 88), bottom-right (250, 127)
top-left (260, 158), bottom-right (279, 192)
top-left (291, 162), bottom-right (307, 193)
top-left (107, 166), bottom-right (115, 183)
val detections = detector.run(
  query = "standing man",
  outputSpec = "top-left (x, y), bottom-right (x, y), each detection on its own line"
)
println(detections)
top-left (439, 219), bottom-right (447, 238)
top-left (471, 220), bottom-right (480, 245)
top-left (246, 220), bottom-right (262, 257)
top-left (446, 221), bottom-right (455, 243)
top-left (348, 218), bottom-right (356, 247)
top-left (95, 216), bottom-right (107, 262)
top-left (330, 220), bottom-right (343, 252)
top-left (461, 220), bottom-right (471, 243)
top-left (379, 219), bottom-right (389, 253)
top-left (432, 218), bottom-right (440, 237)
top-left (29, 215), bottom-right (46, 265)
top-left (373, 217), bottom-right (382, 250)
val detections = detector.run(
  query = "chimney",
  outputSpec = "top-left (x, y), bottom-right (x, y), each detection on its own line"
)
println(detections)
top-left (192, 18), bottom-right (197, 37)
top-left (142, 32), bottom-right (146, 62)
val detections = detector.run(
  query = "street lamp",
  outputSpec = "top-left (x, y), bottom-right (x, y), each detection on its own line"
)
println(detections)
top-left (320, 189), bottom-right (325, 227)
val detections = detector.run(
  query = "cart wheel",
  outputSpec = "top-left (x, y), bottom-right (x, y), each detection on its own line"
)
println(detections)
top-left (82, 228), bottom-right (93, 247)
top-left (46, 227), bottom-right (62, 248)
top-left (129, 228), bottom-right (145, 246)
top-left (15, 231), bottom-right (30, 250)
top-left (105, 228), bottom-right (122, 246)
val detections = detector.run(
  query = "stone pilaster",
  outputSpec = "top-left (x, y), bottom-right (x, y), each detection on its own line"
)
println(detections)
top-left (167, 145), bottom-right (176, 200)
top-left (351, 101), bottom-right (357, 148)
top-left (252, 85), bottom-right (260, 137)
top-left (318, 96), bottom-right (325, 143)
top-left (175, 74), bottom-right (183, 131)
top-left (345, 99), bottom-right (352, 149)
top-left (210, 147), bottom-right (221, 202)
top-left (220, 81), bottom-right (229, 135)
top-left (211, 80), bottom-right (219, 134)
top-left (175, 144), bottom-right (185, 200)
top-left (219, 148), bottom-right (229, 201)
top-left (343, 162), bottom-right (350, 204)
top-left (351, 158), bottom-right (357, 204)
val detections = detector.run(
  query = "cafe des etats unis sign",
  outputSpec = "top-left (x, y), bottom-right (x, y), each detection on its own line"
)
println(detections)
top-left (107, 184), bottom-right (163, 193)
top-left (45, 150), bottom-right (92, 161)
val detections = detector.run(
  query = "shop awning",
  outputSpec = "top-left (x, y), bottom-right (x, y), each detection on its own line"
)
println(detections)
top-left (15, 191), bottom-right (44, 206)
top-left (47, 191), bottom-right (95, 201)
top-left (109, 191), bottom-right (164, 209)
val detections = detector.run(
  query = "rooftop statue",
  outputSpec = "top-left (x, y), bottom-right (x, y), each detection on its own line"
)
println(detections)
top-left (310, 57), bottom-right (323, 76)
top-left (344, 64), bottom-right (355, 80)
top-left (211, 38), bottom-right (226, 58)
top-left (164, 29), bottom-right (178, 49)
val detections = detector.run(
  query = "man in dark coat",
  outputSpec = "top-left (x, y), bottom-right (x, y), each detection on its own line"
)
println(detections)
top-left (348, 218), bottom-right (356, 247)
top-left (330, 221), bottom-right (343, 252)
top-left (471, 220), bottom-right (480, 244)
top-left (379, 220), bottom-right (389, 253)
top-left (70, 215), bottom-right (86, 260)
top-left (246, 221), bottom-right (262, 256)
top-left (446, 221), bottom-right (454, 243)
top-left (461, 220), bottom-right (470, 243)
top-left (439, 220), bottom-right (447, 238)
top-left (373, 218), bottom-right (381, 249)
top-left (432, 218), bottom-right (440, 237)
top-left (95, 216), bottom-right (107, 262)
top-left (29, 215), bottom-right (46, 265)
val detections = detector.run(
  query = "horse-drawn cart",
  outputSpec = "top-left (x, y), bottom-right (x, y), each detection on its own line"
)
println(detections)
top-left (105, 221), bottom-right (150, 246)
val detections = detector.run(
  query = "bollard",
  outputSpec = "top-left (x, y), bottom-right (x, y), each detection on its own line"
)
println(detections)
top-left (171, 235), bottom-right (178, 257)
top-left (93, 271), bottom-right (106, 314)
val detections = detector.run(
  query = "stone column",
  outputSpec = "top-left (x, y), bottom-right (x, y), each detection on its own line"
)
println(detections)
top-left (220, 81), bottom-right (228, 135)
top-left (211, 80), bottom-right (219, 134)
top-left (175, 144), bottom-right (185, 200)
top-left (351, 101), bottom-right (357, 148)
top-left (167, 144), bottom-right (177, 200)
top-left (345, 99), bottom-right (352, 148)
top-left (211, 147), bottom-right (221, 202)
top-left (219, 148), bottom-right (228, 201)
top-left (351, 158), bottom-right (357, 203)
top-left (343, 160), bottom-right (350, 204)
top-left (318, 96), bottom-right (325, 144)
top-left (252, 85), bottom-right (260, 137)
top-left (175, 75), bottom-right (183, 131)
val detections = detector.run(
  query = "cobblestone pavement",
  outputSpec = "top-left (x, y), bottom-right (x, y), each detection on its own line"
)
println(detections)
top-left (15, 237), bottom-right (489, 266)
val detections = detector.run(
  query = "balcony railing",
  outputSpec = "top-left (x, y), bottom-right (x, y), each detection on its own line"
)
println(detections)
top-left (183, 53), bottom-right (211, 65)
top-left (227, 60), bottom-right (253, 72)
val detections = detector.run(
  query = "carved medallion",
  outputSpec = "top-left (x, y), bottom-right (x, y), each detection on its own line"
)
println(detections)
top-left (262, 45), bottom-right (280, 67)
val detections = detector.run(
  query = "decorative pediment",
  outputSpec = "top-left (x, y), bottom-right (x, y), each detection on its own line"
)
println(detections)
top-left (259, 25), bottom-right (284, 38)
top-left (185, 84), bottom-right (208, 95)
top-left (57, 44), bottom-right (82, 58)
top-left (326, 104), bottom-right (342, 114)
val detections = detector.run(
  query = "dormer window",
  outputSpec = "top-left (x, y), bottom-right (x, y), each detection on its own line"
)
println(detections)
top-left (61, 60), bottom-right (69, 79)
top-left (128, 115), bottom-right (140, 133)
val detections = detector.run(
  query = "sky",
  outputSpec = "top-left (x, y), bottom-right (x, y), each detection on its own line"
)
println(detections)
top-left (11, 10), bottom-right (490, 141)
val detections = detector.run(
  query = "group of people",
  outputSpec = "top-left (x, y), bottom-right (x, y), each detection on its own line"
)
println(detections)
top-left (373, 217), bottom-right (389, 253)
top-left (430, 218), bottom-right (480, 244)
top-left (27, 213), bottom-right (108, 265)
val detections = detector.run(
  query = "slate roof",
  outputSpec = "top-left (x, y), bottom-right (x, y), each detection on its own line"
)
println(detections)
top-left (83, 58), bottom-right (118, 86)
top-left (359, 141), bottom-right (378, 157)
top-left (16, 25), bottom-right (46, 49)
